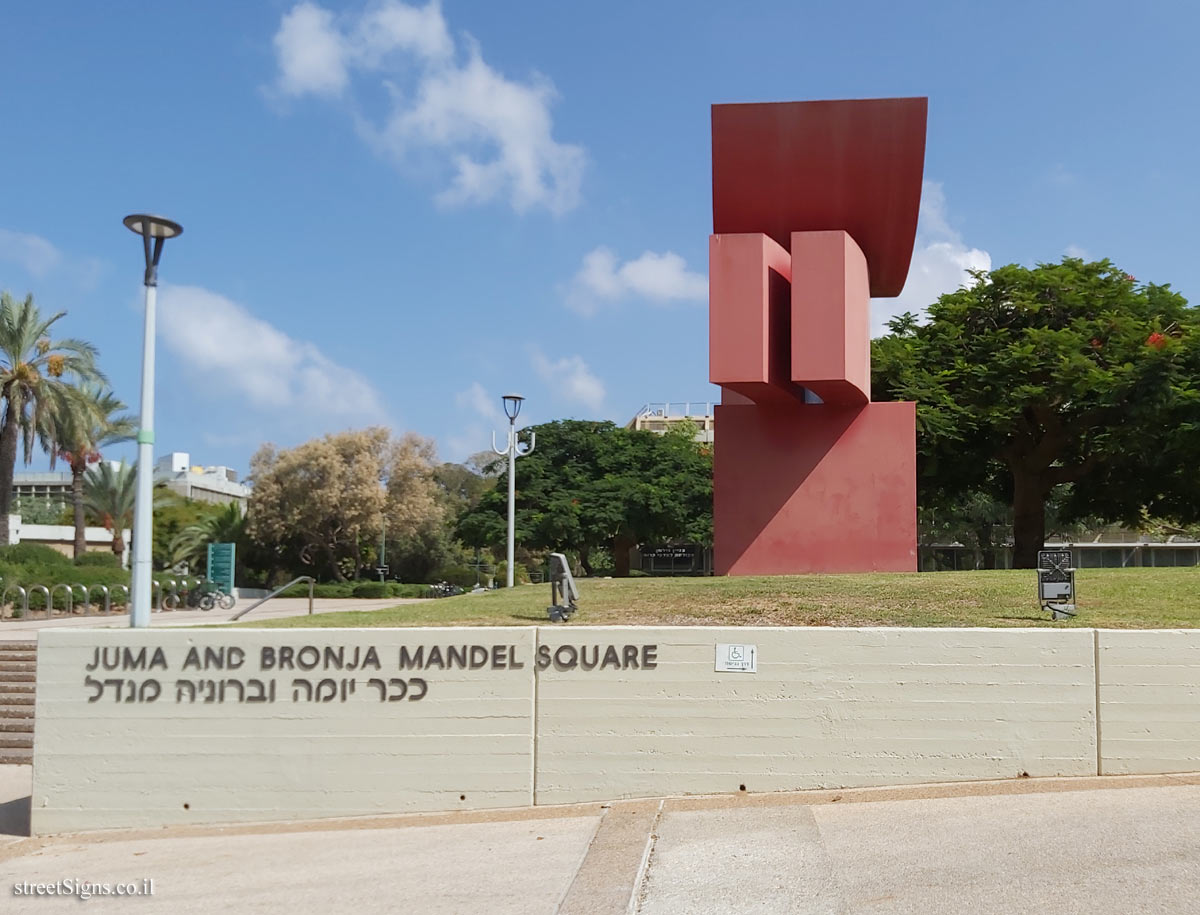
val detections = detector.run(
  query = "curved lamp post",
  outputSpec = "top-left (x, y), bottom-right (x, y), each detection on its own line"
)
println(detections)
top-left (123, 214), bottom-right (183, 627)
top-left (491, 394), bottom-right (535, 587)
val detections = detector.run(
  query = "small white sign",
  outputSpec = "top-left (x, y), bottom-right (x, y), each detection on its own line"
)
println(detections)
top-left (715, 643), bottom-right (757, 673)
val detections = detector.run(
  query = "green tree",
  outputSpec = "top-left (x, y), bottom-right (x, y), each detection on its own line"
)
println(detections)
top-left (247, 428), bottom-right (443, 581)
top-left (44, 385), bottom-right (135, 558)
top-left (455, 419), bottom-right (713, 576)
top-left (83, 460), bottom-right (136, 562)
top-left (872, 257), bottom-right (1200, 567)
top-left (0, 292), bottom-right (100, 545)
top-left (167, 501), bottom-right (246, 573)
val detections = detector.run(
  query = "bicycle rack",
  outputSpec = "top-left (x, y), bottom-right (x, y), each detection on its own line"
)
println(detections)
top-left (91, 584), bottom-right (111, 615)
top-left (2, 585), bottom-right (28, 620)
top-left (28, 585), bottom-right (51, 619)
top-left (112, 584), bottom-right (130, 612)
top-left (71, 583), bottom-right (90, 615)
top-left (152, 580), bottom-right (161, 611)
top-left (49, 583), bottom-right (74, 616)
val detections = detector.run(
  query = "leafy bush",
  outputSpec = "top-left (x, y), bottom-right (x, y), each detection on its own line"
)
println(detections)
top-left (351, 581), bottom-right (390, 598)
top-left (0, 544), bottom-right (71, 568)
top-left (493, 561), bottom-right (530, 585)
top-left (388, 583), bottom-right (428, 598)
top-left (75, 551), bottom-right (121, 568)
top-left (276, 581), bottom-right (354, 599)
top-left (432, 564), bottom-right (479, 588)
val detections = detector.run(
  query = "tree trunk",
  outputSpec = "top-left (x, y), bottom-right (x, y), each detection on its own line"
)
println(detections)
top-left (1011, 471), bottom-right (1047, 569)
top-left (0, 408), bottom-right (19, 547)
top-left (578, 547), bottom-right (593, 577)
top-left (976, 523), bottom-right (997, 570)
top-left (72, 465), bottom-right (86, 558)
top-left (612, 534), bottom-right (636, 577)
top-left (112, 530), bottom-right (125, 560)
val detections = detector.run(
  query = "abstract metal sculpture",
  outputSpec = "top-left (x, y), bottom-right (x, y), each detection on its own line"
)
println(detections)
top-left (709, 98), bottom-right (926, 574)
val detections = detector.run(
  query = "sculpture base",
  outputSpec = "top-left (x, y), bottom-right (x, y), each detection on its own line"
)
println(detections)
top-left (713, 401), bottom-right (917, 575)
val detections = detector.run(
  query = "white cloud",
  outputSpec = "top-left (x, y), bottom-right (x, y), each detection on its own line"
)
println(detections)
top-left (0, 229), bottom-right (63, 277)
top-left (567, 246), bottom-right (707, 316)
top-left (158, 284), bottom-right (387, 425)
top-left (455, 381), bottom-right (508, 426)
top-left (529, 346), bottom-right (605, 412)
top-left (872, 181), bottom-right (991, 336)
top-left (1065, 244), bottom-right (1090, 260)
top-left (269, 1), bottom-right (584, 214)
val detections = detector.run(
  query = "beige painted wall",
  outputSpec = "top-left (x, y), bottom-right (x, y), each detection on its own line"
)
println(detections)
top-left (1097, 629), bottom-right (1200, 775)
top-left (33, 625), bottom-right (1200, 835)
top-left (32, 629), bottom-right (536, 834)
top-left (535, 627), bottom-right (1097, 804)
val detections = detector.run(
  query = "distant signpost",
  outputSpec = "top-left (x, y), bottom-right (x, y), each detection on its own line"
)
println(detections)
top-left (207, 543), bottom-right (236, 595)
top-left (1037, 549), bottom-right (1076, 620)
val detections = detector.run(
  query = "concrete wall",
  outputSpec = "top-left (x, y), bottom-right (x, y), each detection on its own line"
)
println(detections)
top-left (535, 627), bottom-right (1096, 804)
top-left (32, 629), bottom-right (535, 834)
top-left (30, 626), bottom-right (1200, 835)
top-left (1097, 630), bottom-right (1200, 775)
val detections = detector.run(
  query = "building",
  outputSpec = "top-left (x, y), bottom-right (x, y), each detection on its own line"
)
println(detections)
top-left (154, 453), bottom-right (250, 506)
top-left (11, 451), bottom-right (251, 513)
top-left (5, 514), bottom-right (130, 563)
top-left (626, 402), bottom-right (715, 444)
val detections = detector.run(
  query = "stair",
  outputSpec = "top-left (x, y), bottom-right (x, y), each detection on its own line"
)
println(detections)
top-left (0, 641), bottom-right (35, 765)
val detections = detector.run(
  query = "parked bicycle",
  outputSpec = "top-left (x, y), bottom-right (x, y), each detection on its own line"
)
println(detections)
top-left (427, 581), bottom-right (464, 599)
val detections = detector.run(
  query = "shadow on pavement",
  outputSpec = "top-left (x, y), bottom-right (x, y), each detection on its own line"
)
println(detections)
top-left (0, 792), bottom-right (30, 837)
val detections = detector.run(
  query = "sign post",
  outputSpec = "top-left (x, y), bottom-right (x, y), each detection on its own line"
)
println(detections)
top-left (207, 542), bottom-right (236, 596)
top-left (1037, 549), bottom-right (1076, 620)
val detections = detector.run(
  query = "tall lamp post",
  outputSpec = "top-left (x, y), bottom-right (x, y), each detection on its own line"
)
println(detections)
top-left (491, 394), bottom-right (536, 587)
top-left (123, 214), bottom-right (183, 628)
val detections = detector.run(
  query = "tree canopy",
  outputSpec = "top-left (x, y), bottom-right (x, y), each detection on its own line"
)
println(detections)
top-left (247, 427), bottom-right (443, 581)
top-left (872, 257), bottom-right (1200, 567)
top-left (455, 419), bottom-right (712, 575)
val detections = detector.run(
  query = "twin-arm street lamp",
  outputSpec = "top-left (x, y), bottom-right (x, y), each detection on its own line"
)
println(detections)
top-left (491, 394), bottom-right (535, 588)
top-left (123, 214), bottom-right (183, 628)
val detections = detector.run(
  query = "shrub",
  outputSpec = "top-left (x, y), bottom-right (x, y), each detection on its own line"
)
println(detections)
top-left (0, 544), bottom-right (72, 568)
top-left (387, 583), bottom-right (428, 598)
top-left (628, 569), bottom-right (650, 577)
top-left (75, 551), bottom-right (121, 568)
top-left (493, 561), bottom-right (530, 585)
top-left (276, 581), bottom-right (353, 599)
top-left (351, 581), bottom-right (390, 599)
top-left (432, 564), bottom-right (479, 588)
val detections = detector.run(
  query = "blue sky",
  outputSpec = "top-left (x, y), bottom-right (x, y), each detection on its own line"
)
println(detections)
top-left (1, 0), bottom-right (1197, 474)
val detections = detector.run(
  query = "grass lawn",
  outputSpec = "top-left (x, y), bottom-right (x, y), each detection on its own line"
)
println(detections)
top-left (237, 567), bottom-right (1200, 630)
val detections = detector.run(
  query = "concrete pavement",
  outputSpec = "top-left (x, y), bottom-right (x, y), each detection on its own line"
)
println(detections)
top-left (4, 768), bottom-right (1200, 914)
top-left (0, 597), bottom-right (422, 639)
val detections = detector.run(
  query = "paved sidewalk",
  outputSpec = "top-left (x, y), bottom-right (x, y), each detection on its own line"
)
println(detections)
top-left (3, 770), bottom-right (1200, 914)
top-left (0, 597), bottom-right (423, 639)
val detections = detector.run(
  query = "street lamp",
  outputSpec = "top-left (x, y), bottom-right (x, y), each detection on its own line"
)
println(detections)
top-left (491, 394), bottom-right (535, 587)
top-left (123, 213), bottom-right (183, 628)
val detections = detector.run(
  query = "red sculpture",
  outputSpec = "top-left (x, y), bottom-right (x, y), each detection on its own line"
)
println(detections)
top-left (709, 98), bottom-right (925, 575)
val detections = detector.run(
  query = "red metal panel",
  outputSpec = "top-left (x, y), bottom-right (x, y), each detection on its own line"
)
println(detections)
top-left (790, 230), bottom-right (871, 405)
top-left (713, 402), bottom-right (917, 575)
top-left (712, 97), bottom-right (927, 298)
top-left (708, 233), bottom-right (804, 406)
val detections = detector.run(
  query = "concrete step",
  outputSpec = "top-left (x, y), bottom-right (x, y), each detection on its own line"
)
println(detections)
top-left (0, 682), bottom-right (34, 695)
top-left (0, 702), bottom-right (35, 717)
top-left (0, 718), bottom-right (33, 733)
top-left (0, 747), bottom-right (33, 764)
top-left (0, 734), bottom-right (31, 749)
top-left (0, 670), bottom-right (35, 683)
top-left (0, 641), bottom-right (37, 650)
top-left (0, 692), bottom-right (34, 705)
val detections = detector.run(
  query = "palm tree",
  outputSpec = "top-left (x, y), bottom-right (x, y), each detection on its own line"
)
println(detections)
top-left (168, 501), bottom-right (247, 571)
top-left (45, 385), bottom-right (136, 558)
top-left (83, 460), bottom-right (136, 562)
top-left (0, 292), bottom-right (100, 545)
